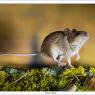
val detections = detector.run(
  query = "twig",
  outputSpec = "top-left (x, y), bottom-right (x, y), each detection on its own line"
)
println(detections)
top-left (13, 72), bottom-right (29, 83)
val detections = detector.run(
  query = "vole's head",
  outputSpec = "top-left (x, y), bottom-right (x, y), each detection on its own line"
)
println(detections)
top-left (64, 28), bottom-right (89, 46)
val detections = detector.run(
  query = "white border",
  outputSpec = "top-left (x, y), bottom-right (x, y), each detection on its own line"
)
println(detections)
top-left (0, 92), bottom-right (95, 95)
top-left (0, 1), bottom-right (94, 4)
top-left (0, 1), bottom-right (95, 95)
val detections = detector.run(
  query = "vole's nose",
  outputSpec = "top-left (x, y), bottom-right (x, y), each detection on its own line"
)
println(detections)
top-left (83, 32), bottom-right (89, 37)
top-left (83, 32), bottom-right (89, 40)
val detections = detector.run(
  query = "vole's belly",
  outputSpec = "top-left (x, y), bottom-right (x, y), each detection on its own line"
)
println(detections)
top-left (68, 49), bottom-right (79, 57)
top-left (51, 46), bottom-right (64, 59)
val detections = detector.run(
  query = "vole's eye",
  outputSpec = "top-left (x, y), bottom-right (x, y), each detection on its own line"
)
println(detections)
top-left (76, 32), bottom-right (80, 36)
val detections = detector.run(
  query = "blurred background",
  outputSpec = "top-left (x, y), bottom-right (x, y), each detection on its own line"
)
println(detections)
top-left (0, 4), bottom-right (94, 67)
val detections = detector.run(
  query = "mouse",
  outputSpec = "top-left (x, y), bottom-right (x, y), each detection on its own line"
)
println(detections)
top-left (0, 28), bottom-right (89, 68)
top-left (41, 28), bottom-right (89, 67)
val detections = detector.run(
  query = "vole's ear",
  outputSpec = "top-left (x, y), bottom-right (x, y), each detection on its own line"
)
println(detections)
top-left (64, 28), bottom-right (71, 32)
top-left (72, 29), bottom-right (76, 31)
top-left (64, 28), bottom-right (71, 36)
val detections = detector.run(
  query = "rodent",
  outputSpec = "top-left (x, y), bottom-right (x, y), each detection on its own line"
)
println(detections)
top-left (41, 28), bottom-right (89, 67)
top-left (1, 28), bottom-right (89, 68)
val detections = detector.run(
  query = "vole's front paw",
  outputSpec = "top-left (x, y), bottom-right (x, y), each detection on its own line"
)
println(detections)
top-left (76, 57), bottom-right (80, 61)
top-left (76, 53), bottom-right (80, 61)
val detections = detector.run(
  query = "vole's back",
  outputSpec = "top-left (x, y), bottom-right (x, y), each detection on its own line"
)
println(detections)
top-left (41, 31), bottom-right (69, 57)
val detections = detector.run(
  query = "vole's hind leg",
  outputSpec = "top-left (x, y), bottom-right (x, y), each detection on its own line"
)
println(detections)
top-left (53, 55), bottom-right (66, 67)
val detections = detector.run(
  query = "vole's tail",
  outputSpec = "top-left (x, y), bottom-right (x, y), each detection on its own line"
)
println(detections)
top-left (0, 53), bottom-right (40, 56)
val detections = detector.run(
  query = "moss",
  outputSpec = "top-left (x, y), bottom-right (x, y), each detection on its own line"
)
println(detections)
top-left (89, 66), bottom-right (95, 75)
top-left (0, 66), bottom-right (95, 91)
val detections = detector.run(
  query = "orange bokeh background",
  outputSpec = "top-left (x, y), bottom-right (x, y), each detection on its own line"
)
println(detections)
top-left (0, 4), bottom-right (94, 67)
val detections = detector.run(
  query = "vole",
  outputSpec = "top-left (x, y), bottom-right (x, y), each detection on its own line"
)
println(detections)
top-left (0, 28), bottom-right (89, 68)
top-left (41, 28), bottom-right (89, 67)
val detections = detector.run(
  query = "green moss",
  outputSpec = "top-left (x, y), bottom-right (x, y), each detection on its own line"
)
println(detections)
top-left (89, 66), bottom-right (95, 75)
top-left (0, 66), bottom-right (95, 91)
